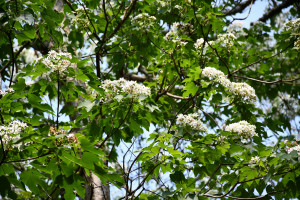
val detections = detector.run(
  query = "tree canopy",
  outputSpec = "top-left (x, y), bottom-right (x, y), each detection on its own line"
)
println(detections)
top-left (0, 0), bottom-right (300, 199)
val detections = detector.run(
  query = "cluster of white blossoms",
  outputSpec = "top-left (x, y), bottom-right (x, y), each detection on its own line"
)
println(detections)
top-left (132, 13), bottom-right (156, 30)
top-left (229, 82), bottom-right (257, 102)
top-left (176, 113), bottom-right (207, 132)
top-left (0, 88), bottom-right (14, 96)
top-left (287, 145), bottom-right (300, 156)
top-left (217, 33), bottom-right (237, 47)
top-left (225, 121), bottom-right (257, 140)
top-left (284, 18), bottom-right (300, 32)
top-left (284, 18), bottom-right (300, 50)
top-left (41, 50), bottom-right (73, 73)
top-left (174, 5), bottom-right (183, 10)
top-left (0, 120), bottom-right (27, 149)
top-left (249, 155), bottom-right (260, 164)
top-left (100, 78), bottom-right (151, 102)
top-left (194, 38), bottom-right (214, 49)
top-left (217, 135), bottom-right (227, 144)
top-left (227, 21), bottom-right (244, 33)
top-left (201, 67), bottom-right (256, 102)
top-left (69, 8), bottom-right (90, 28)
top-left (164, 22), bottom-right (192, 46)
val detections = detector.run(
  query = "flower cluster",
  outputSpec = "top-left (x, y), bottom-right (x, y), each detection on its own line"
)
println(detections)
top-left (249, 155), bottom-right (260, 164)
top-left (41, 50), bottom-right (73, 73)
top-left (217, 33), bottom-right (236, 47)
top-left (201, 67), bottom-right (256, 102)
top-left (284, 18), bottom-right (300, 32)
top-left (164, 22), bottom-right (193, 46)
top-left (100, 78), bottom-right (151, 102)
top-left (225, 121), bottom-right (257, 140)
top-left (176, 113), bottom-right (207, 132)
top-left (70, 8), bottom-right (90, 28)
top-left (217, 135), bottom-right (227, 144)
top-left (194, 38), bottom-right (214, 49)
top-left (284, 18), bottom-right (300, 50)
top-left (229, 82), bottom-right (257, 102)
top-left (132, 13), bottom-right (156, 30)
top-left (0, 88), bottom-right (14, 97)
top-left (174, 5), bottom-right (182, 10)
top-left (227, 21), bottom-right (244, 33)
top-left (287, 145), bottom-right (300, 156)
top-left (0, 120), bottom-right (28, 149)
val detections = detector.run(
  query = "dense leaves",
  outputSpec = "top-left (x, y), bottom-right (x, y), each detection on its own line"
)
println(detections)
top-left (0, 0), bottom-right (300, 199)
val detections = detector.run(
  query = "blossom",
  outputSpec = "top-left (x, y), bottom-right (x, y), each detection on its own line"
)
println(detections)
top-left (100, 78), bottom-right (151, 102)
top-left (174, 5), bottom-right (182, 10)
top-left (284, 18), bottom-right (300, 32)
top-left (40, 50), bottom-right (73, 73)
top-left (225, 121), bottom-right (257, 140)
top-left (249, 155), bottom-right (260, 164)
top-left (176, 113), bottom-right (207, 132)
top-left (194, 38), bottom-right (214, 49)
top-left (217, 136), bottom-right (227, 144)
top-left (217, 33), bottom-right (236, 47)
top-left (229, 82), bottom-right (257, 102)
top-left (287, 145), bottom-right (300, 155)
top-left (228, 21), bottom-right (244, 33)
top-left (164, 22), bottom-right (192, 46)
top-left (0, 120), bottom-right (28, 149)
top-left (132, 13), bottom-right (156, 30)
top-left (0, 88), bottom-right (14, 97)
top-left (201, 67), bottom-right (257, 102)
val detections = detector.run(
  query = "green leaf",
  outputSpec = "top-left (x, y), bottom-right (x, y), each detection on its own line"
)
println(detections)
top-left (170, 171), bottom-right (186, 183)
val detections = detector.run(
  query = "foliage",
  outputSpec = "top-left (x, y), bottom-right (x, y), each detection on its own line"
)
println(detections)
top-left (0, 0), bottom-right (300, 199)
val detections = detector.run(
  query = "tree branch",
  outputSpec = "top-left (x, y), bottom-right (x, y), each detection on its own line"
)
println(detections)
top-left (232, 75), bottom-right (300, 84)
top-left (223, 0), bottom-right (256, 16)
top-left (0, 40), bottom-right (29, 76)
top-left (257, 0), bottom-right (297, 22)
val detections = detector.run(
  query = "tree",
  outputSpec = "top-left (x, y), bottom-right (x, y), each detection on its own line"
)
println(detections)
top-left (0, 0), bottom-right (299, 199)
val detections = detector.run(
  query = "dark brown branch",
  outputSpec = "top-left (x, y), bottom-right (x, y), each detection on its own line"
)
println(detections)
top-left (97, 102), bottom-right (133, 149)
top-left (203, 190), bottom-right (285, 199)
top-left (232, 75), bottom-right (300, 84)
top-left (105, 0), bottom-right (138, 42)
top-left (223, 0), bottom-right (256, 16)
top-left (0, 41), bottom-right (29, 75)
top-left (257, 0), bottom-right (297, 22)
top-left (4, 151), bottom-right (52, 163)
top-left (96, 52), bottom-right (101, 79)
top-left (124, 74), bottom-right (147, 82)
top-left (231, 42), bottom-right (294, 75)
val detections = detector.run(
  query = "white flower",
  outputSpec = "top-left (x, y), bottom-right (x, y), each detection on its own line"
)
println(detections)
top-left (229, 82), bottom-right (257, 102)
top-left (100, 78), bottom-right (151, 102)
top-left (284, 18), bottom-right (300, 32)
top-left (164, 22), bottom-right (192, 46)
top-left (132, 13), bottom-right (156, 30)
top-left (194, 39), bottom-right (214, 49)
top-left (174, 5), bottom-right (182, 10)
top-left (287, 145), bottom-right (300, 155)
top-left (0, 87), bottom-right (14, 96)
top-left (40, 51), bottom-right (74, 73)
top-left (0, 120), bottom-right (27, 149)
top-left (217, 136), bottom-right (227, 144)
top-left (249, 155), bottom-right (260, 164)
top-left (201, 67), bottom-right (257, 102)
top-left (217, 33), bottom-right (236, 47)
top-left (176, 113), bottom-right (207, 132)
top-left (0, 90), bottom-right (8, 96)
top-left (228, 21), bottom-right (244, 33)
top-left (225, 121), bottom-right (257, 140)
